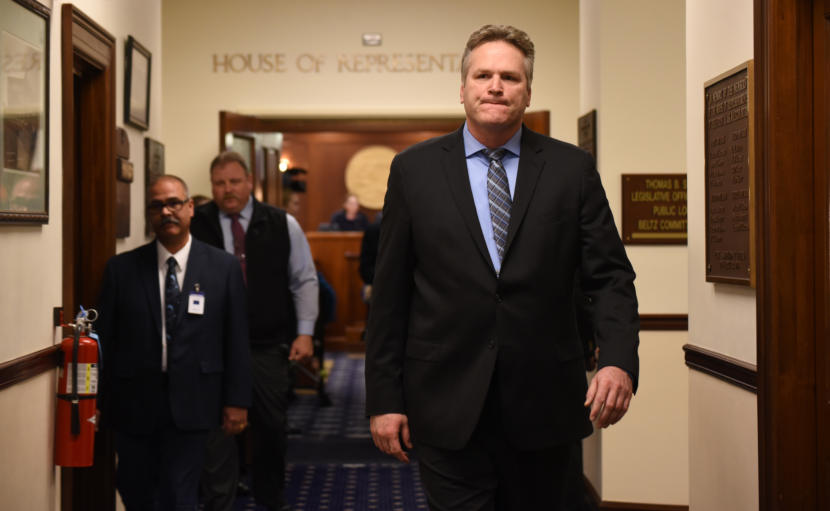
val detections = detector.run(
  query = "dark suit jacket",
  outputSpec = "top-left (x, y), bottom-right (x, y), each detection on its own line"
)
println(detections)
top-left (359, 219), bottom-right (381, 284)
top-left (365, 126), bottom-right (639, 451)
top-left (97, 239), bottom-right (251, 435)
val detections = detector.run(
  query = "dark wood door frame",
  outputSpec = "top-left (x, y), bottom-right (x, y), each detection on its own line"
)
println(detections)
top-left (61, 4), bottom-right (116, 511)
top-left (755, 0), bottom-right (829, 509)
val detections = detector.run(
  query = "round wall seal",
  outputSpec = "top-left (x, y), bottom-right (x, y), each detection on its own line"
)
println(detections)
top-left (344, 145), bottom-right (397, 210)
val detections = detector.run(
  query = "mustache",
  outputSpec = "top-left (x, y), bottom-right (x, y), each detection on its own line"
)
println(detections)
top-left (160, 217), bottom-right (180, 226)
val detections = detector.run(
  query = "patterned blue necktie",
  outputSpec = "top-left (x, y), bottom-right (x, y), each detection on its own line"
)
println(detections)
top-left (486, 148), bottom-right (511, 261)
top-left (165, 256), bottom-right (180, 343)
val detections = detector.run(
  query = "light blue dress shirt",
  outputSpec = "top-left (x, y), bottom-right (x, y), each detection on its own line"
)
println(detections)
top-left (463, 123), bottom-right (522, 274)
top-left (218, 196), bottom-right (319, 336)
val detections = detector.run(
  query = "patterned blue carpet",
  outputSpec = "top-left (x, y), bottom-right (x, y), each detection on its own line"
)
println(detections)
top-left (234, 353), bottom-right (429, 511)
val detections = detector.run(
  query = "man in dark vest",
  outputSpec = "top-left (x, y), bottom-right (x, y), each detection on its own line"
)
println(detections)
top-left (191, 151), bottom-right (319, 511)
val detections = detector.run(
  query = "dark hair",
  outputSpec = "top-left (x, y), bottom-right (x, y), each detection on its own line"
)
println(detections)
top-left (210, 151), bottom-right (249, 176)
top-left (461, 24), bottom-right (535, 86)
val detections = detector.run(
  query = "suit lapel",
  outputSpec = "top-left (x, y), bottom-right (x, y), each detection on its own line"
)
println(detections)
top-left (504, 128), bottom-right (545, 257)
top-left (441, 130), bottom-right (496, 274)
top-left (138, 242), bottom-right (162, 337)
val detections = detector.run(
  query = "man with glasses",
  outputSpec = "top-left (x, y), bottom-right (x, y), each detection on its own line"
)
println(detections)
top-left (96, 175), bottom-right (252, 510)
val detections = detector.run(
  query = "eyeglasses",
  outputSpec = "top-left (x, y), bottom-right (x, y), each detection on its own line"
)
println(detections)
top-left (147, 198), bottom-right (189, 213)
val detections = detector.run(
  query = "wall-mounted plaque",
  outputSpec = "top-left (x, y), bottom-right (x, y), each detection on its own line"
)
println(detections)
top-left (704, 61), bottom-right (755, 286)
top-left (622, 174), bottom-right (687, 245)
top-left (578, 109), bottom-right (597, 163)
top-left (144, 137), bottom-right (165, 236)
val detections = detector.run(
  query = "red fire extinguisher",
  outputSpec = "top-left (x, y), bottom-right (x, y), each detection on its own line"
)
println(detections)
top-left (55, 307), bottom-right (100, 467)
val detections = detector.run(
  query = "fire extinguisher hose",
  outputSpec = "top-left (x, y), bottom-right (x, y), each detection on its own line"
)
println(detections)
top-left (70, 324), bottom-right (80, 435)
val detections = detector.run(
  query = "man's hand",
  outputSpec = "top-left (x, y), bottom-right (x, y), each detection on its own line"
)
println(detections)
top-left (584, 366), bottom-right (633, 428)
top-left (288, 334), bottom-right (314, 363)
top-left (222, 406), bottom-right (248, 436)
top-left (370, 413), bottom-right (412, 463)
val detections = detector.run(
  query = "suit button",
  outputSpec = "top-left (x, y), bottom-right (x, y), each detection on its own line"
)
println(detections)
top-left (488, 340), bottom-right (496, 349)
top-left (495, 294), bottom-right (502, 303)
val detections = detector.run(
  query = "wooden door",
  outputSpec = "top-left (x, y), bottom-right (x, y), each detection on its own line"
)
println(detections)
top-left (815, 0), bottom-right (830, 504)
top-left (755, 0), bottom-right (829, 508)
top-left (262, 146), bottom-right (281, 207)
top-left (61, 5), bottom-right (117, 511)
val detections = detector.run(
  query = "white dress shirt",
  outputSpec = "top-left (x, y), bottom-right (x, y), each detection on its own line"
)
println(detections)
top-left (156, 234), bottom-right (192, 371)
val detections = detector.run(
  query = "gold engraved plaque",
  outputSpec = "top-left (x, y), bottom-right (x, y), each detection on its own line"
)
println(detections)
top-left (622, 174), bottom-right (687, 245)
top-left (345, 145), bottom-right (397, 210)
top-left (704, 61), bottom-right (755, 286)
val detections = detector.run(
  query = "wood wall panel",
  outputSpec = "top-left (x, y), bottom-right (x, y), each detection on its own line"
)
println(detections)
top-left (283, 130), bottom-right (451, 230)
top-left (307, 232), bottom-right (366, 350)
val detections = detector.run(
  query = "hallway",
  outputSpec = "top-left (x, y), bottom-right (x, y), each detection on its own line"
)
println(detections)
top-left (233, 353), bottom-right (429, 510)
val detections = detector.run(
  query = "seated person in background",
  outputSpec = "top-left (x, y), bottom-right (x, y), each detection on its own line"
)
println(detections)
top-left (329, 194), bottom-right (369, 231)
top-left (283, 191), bottom-right (302, 218)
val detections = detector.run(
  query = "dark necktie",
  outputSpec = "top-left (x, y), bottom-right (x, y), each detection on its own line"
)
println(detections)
top-left (486, 148), bottom-right (511, 261)
top-left (229, 213), bottom-right (247, 283)
top-left (165, 256), bottom-right (180, 343)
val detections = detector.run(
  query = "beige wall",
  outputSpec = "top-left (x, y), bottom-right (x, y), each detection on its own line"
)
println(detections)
top-left (0, 0), bottom-right (161, 508)
top-left (603, 331), bottom-right (689, 503)
top-left (686, 0), bottom-right (757, 509)
top-left (688, 371), bottom-right (759, 511)
top-left (0, 373), bottom-right (59, 510)
top-left (579, 0), bottom-right (688, 505)
top-left (161, 0), bottom-right (580, 196)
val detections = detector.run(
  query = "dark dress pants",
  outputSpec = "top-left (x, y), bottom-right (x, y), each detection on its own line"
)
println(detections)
top-left (201, 344), bottom-right (291, 510)
top-left (115, 379), bottom-right (208, 511)
top-left (416, 373), bottom-right (573, 511)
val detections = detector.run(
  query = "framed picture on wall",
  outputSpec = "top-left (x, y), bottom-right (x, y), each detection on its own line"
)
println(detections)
top-left (124, 35), bottom-right (151, 130)
top-left (0, 0), bottom-right (50, 223)
top-left (144, 137), bottom-right (164, 235)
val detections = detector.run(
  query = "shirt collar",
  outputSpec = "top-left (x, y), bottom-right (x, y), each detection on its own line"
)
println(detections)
top-left (219, 195), bottom-right (254, 222)
top-left (462, 122), bottom-right (522, 158)
top-left (157, 233), bottom-right (192, 270)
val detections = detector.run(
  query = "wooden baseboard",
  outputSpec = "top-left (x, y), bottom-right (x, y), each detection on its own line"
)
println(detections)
top-left (585, 476), bottom-right (688, 511)
top-left (601, 502), bottom-right (688, 511)
top-left (639, 313), bottom-right (688, 331)
top-left (0, 345), bottom-right (59, 391)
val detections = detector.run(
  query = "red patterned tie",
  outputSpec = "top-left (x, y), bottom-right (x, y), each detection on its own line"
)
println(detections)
top-left (229, 213), bottom-right (247, 283)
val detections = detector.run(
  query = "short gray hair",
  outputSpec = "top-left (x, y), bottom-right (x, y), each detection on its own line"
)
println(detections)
top-left (149, 174), bottom-right (189, 198)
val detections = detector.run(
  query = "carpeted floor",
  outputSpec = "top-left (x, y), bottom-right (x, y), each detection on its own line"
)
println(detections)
top-left (232, 353), bottom-right (429, 511)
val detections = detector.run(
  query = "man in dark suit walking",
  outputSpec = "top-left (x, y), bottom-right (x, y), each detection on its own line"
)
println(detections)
top-left (366, 24), bottom-right (639, 510)
top-left (191, 151), bottom-right (318, 511)
top-left (97, 175), bottom-right (251, 510)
